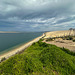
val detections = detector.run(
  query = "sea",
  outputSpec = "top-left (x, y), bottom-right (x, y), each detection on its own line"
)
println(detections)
top-left (0, 32), bottom-right (43, 55)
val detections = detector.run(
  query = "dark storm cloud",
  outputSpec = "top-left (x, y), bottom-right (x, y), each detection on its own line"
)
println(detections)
top-left (0, 0), bottom-right (75, 31)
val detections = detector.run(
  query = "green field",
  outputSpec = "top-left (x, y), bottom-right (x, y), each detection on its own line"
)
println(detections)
top-left (0, 40), bottom-right (75, 75)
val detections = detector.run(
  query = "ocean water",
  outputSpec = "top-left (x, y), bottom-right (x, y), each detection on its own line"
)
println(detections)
top-left (0, 32), bottom-right (43, 54)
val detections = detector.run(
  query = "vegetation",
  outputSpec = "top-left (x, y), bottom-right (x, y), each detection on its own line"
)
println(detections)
top-left (60, 47), bottom-right (75, 56)
top-left (73, 39), bottom-right (75, 42)
top-left (0, 57), bottom-right (6, 62)
top-left (46, 36), bottom-right (74, 42)
top-left (0, 41), bottom-right (75, 75)
top-left (61, 36), bottom-right (73, 40)
top-left (62, 36), bottom-right (75, 42)
top-left (46, 38), bottom-right (55, 41)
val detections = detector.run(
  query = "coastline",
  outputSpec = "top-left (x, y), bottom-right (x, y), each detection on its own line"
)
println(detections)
top-left (0, 35), bottom-right (39, 55)
top-left (0, 41), bottom-right (28, 55)
top-left (0, 33), bottom-right (44, 61)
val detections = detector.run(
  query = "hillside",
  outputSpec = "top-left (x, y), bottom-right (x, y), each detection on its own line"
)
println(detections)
top-left (0, 41), bottom-right (75, 75)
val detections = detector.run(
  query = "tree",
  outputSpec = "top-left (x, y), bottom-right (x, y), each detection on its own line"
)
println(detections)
top-left (73, 29), bottom-right (75, 36)
top-left (69, 28), bottom-right (73, 36)
top-left (69, 28), bottom-right (73, 30)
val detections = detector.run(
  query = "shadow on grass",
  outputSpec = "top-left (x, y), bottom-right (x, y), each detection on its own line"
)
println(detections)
top-left (60, 47), bottom-right (75, 56)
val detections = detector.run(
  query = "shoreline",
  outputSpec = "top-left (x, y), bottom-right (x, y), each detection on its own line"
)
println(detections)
top-left (0, 33), bottom-right (44, 61)
top-left (0, 36), bottom-right (37, 55)
top-left (0, 41), bottom-right (27, 55)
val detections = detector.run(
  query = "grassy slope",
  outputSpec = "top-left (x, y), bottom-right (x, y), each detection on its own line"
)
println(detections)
top-left (0, 41), bottom-right (75, 75)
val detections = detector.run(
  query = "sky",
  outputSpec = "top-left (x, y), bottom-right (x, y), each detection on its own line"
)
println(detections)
top-left (0, 0), bottom-right (75, 32)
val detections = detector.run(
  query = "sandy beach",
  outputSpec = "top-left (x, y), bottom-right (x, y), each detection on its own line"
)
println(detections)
top-left (0, 34), bottom-right (44, 61)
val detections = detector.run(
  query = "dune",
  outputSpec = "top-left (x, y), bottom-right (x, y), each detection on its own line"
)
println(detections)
top-left (44, 30), bottom-right (75, 38)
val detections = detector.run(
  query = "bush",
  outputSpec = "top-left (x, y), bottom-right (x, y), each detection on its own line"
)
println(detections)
top-left (37, 41), bottom-right (49, 47)
top-left (73, 39), bottom-right (75, 42)
top-left (32, 42), bottom-right (36, 45)
top-left (63, 36), bottom-right (73, 40)
top-left (1, 57), bottom-right (6, 62)
top-left (46, 38), bottom-right (54, 41)
top-left (39, 38), bottom-right (44, 42)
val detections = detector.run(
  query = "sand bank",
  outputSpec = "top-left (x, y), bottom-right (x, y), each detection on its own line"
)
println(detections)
top-left (0, 34), bottom-right (44, 61)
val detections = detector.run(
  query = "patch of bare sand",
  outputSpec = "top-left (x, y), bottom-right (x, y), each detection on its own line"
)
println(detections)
top-left (44, 38), bottom-right (75, 52)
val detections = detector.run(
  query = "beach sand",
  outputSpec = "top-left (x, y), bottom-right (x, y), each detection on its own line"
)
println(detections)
top-left (0, 34), bottom-right (44, 61)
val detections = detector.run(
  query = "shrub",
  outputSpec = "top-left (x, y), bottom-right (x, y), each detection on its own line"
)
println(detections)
top-left (32, 42), bottom-right (36, 45)
top-left (62, 36), bottom-right (73, 40)
top-left (73, 39), bottom-right (75, 42)
top-left (39, 38), bottom-right (44, 42)
top-left (65, 36), bottom-right (73, 40)
top-left (46, 38), bottom-right (54, 41)
top-left (1, 57), bottom-right (6, 62)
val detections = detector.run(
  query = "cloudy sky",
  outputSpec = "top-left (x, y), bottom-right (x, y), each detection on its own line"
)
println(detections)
top-left (0, 0), bottom-right (75, 31)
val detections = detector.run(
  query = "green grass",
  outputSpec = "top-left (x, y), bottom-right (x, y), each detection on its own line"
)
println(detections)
top-left (0, 41), bottom-right (75, 75)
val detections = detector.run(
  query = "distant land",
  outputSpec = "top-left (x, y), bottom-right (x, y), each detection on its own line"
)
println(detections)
top-left (0, 31), bottom-right (46, 33)
top-left (0, 31), bottom-right (19, 33)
